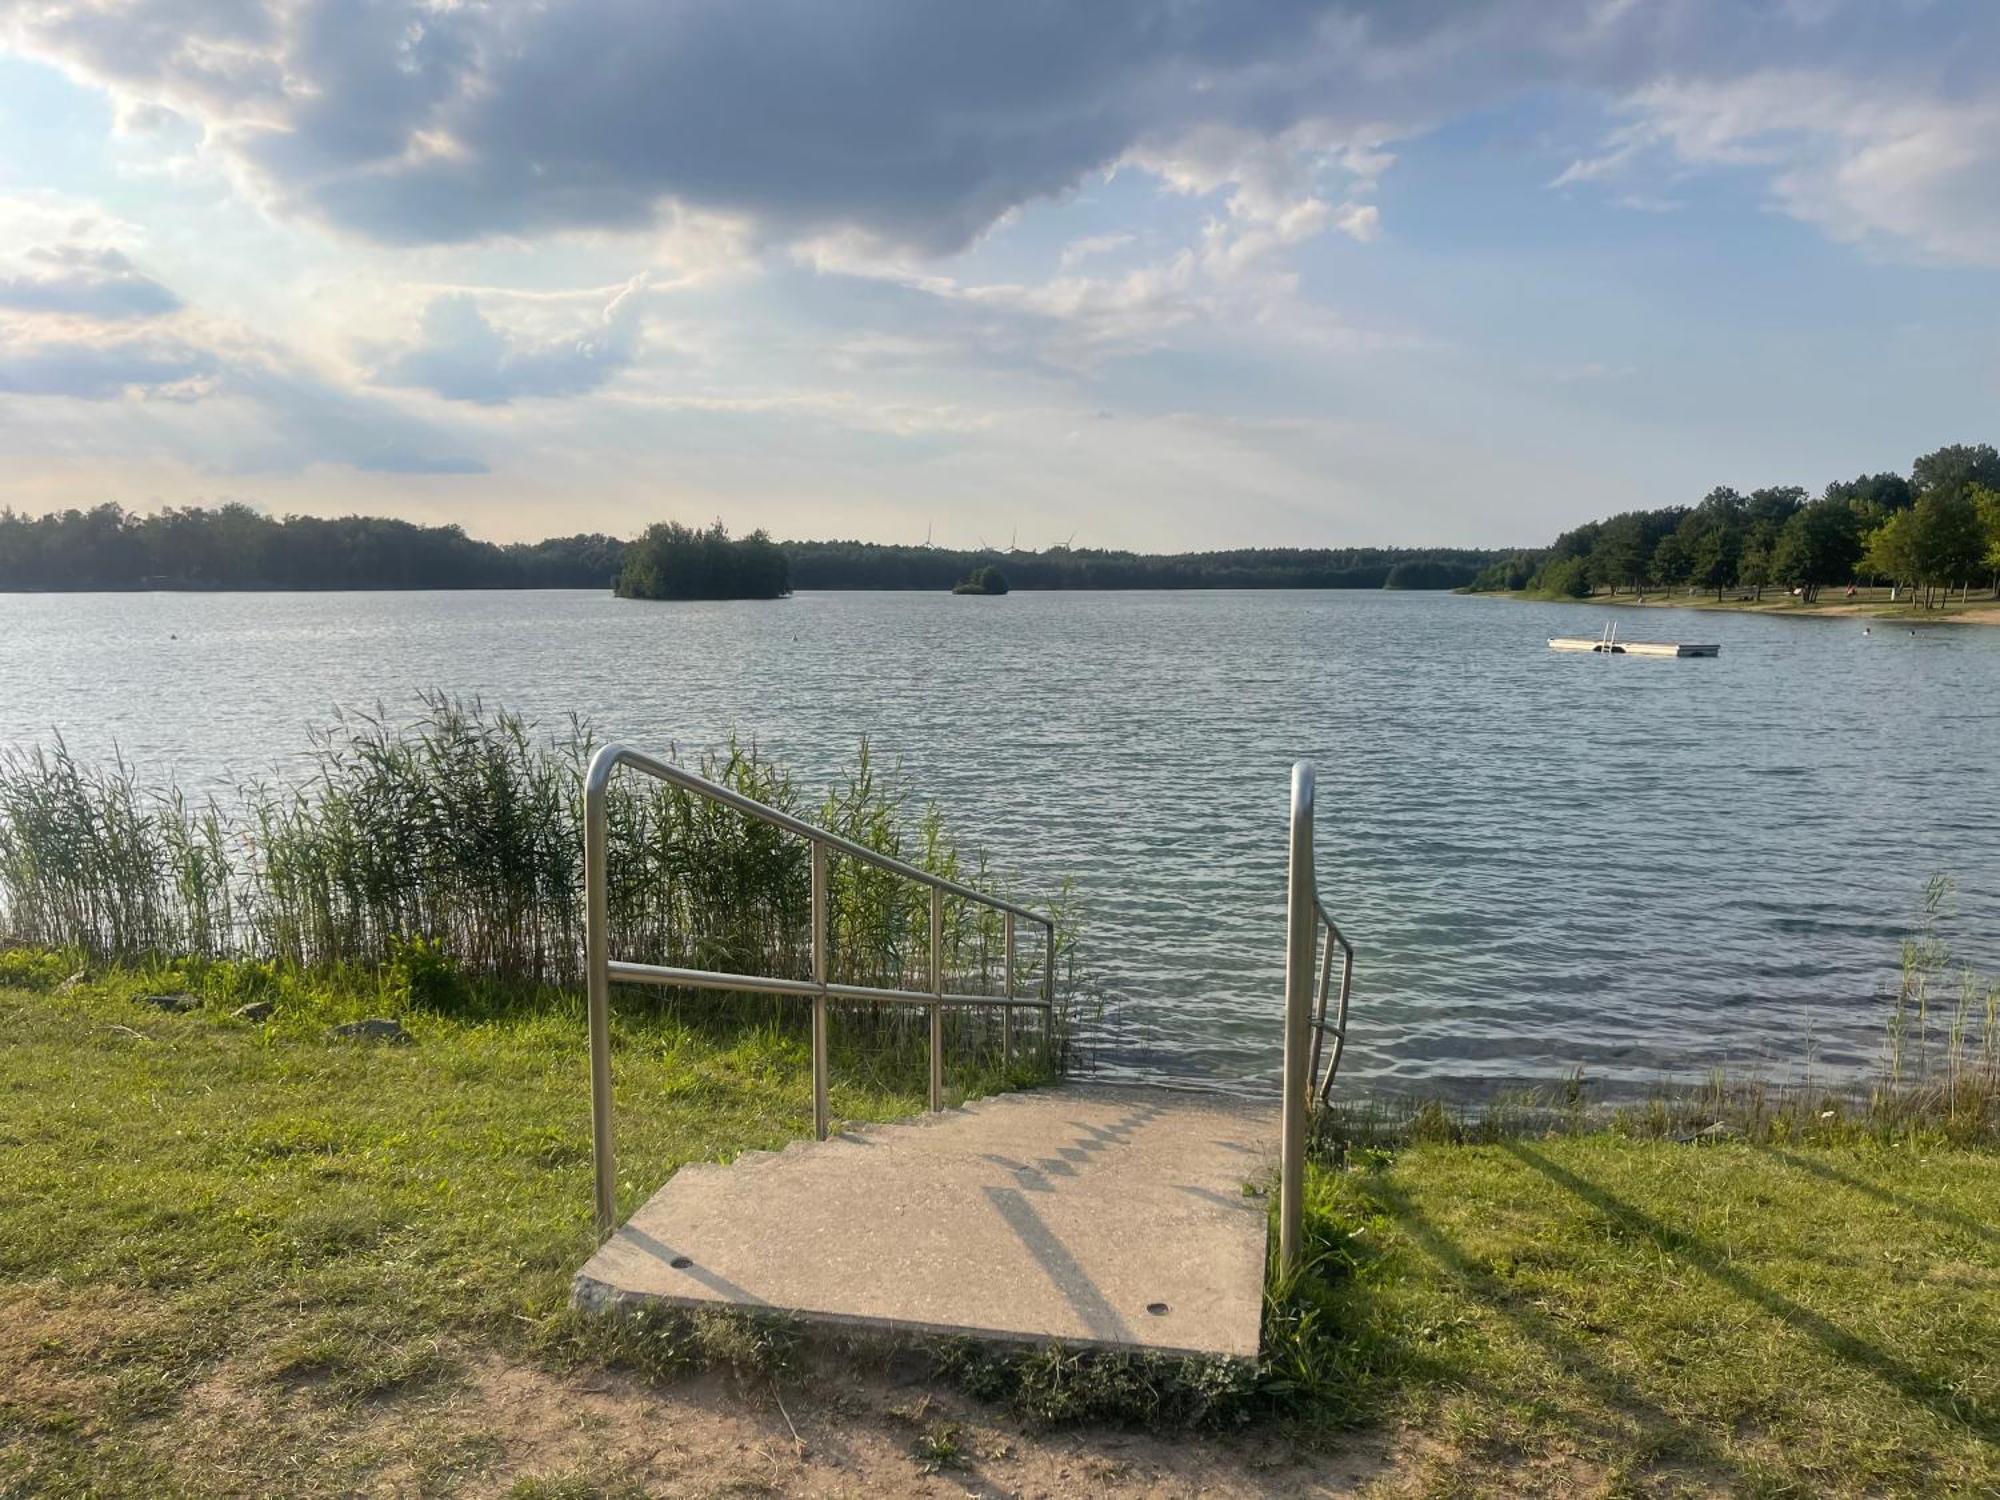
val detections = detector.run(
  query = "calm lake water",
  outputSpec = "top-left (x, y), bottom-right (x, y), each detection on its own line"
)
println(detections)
top-left (3, 588), bottom-right (1996, 1099)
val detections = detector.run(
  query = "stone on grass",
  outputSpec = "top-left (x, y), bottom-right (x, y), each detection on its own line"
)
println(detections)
top-left (233, 1001), bottom-right (275, 1023)
top-left (142, 992), bottom-right (201, 1013)
top-left (330, 1017), bottom-right (412, 1045)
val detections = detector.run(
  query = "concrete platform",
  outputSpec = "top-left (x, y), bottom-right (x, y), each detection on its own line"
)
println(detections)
top-left (572, 1085), bottom-right (1277, 1361)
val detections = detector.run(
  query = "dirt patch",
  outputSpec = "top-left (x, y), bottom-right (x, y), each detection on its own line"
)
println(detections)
top-left (152, 1341), bottom-right (1392, 1497)
top-left (0, 1283), bottom-right (179, 1434)
top-left (453, 1349), bottom-right (1390, 1499)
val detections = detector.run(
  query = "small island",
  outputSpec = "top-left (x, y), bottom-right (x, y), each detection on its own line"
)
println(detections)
top-left (952, 565), bottom-right (1010, 595)
top-left (615, 520), bottom-right (791, 601)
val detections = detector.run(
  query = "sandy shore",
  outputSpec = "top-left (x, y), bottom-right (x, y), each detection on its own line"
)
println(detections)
top-left (1507, 589), bottom-right (2000, 625)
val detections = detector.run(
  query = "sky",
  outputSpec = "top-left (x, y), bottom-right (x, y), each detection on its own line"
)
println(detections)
top-left (0, 1), bottom-right (1996, 551)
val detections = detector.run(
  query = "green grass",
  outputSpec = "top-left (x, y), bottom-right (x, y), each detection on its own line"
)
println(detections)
top-left (1288, 1136), bottom-right (2000, 1496)
top-left (3, 963), bottom-right (1995, 1497)
top-left (0, 963), bottom-right (1047, 1497)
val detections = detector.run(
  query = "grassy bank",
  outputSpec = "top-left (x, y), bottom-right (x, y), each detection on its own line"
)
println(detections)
top-left (1295, 1133), bottom-right (1999, 1496)
top-left (0, 960), bottom-right (1054, 1498)
top-left (3, 961), bottom-right (1996, 1497)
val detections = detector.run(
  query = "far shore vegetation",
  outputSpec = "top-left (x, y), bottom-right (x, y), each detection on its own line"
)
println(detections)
top-left (1468, 440), bottom-right (2000, 615)
top-left (613, 519), bottom-right (791, 601)
top-left (952, 564), bottom-right (1009, 595)
top-left (0, 501), bottom-right (1508, 593)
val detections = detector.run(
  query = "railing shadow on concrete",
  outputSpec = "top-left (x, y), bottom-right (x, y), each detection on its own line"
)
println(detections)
top-left (583, 740), bottom-right (1059, 1239)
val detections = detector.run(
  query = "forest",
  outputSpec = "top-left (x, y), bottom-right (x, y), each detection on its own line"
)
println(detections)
top-left (1470, 442), bottom-right (2000, 607)
top-left (0, 502), bottom-right (1506, 593)
top-left (0, 503), bottom-right (622, 590)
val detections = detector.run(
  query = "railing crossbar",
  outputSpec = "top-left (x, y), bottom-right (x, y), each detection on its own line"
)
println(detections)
top-left (585, 741), bottom-right (1058, 1241)
top-left (595, 742), bottom-right (1051, 929)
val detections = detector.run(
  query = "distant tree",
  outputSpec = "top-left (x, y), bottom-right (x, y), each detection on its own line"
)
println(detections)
top-left (1823, 471), bottom-right (1915, 518)
top-left (1464, 551), bottom-right (1542, 592)
top-left (1861, 510), bottom-right (1920, 599)
top-left (1910, 443), bottom-right (2000, 505)
top-left (1977, 484), bottom-right (2000, 593)
top-left (1535, 556), bottom-right (1592, 598)
top-left (1586, 513), bottom-right (1647, 595)
top-left (615, 520), bottom-right (791, 601)
top-left (952, 565), bottom-right (1010, 595)
top-left (1908, 491), bottom-right (1987, 606)
top-left (1769, 499), bottom-right (1862, 602)
top-left (1648, 531), bottom-right (1691, 590)
top-left (1745, 486), bottom-right (1806, 529)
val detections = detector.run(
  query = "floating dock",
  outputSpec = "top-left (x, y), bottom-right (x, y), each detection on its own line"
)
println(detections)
top-left (573, 1084), bottom-right (1276, 1361)
top-left (1551, 625), bottom-right (1718, 657)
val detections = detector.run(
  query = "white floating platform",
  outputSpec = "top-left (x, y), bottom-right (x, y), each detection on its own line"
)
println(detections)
top-left (1550, 637), bottom-right (1719, 657)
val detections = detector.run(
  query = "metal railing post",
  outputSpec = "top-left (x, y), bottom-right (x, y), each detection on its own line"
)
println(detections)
top-left (1002, 911), bottom-right (1015, 1072)
top-left (585, 746), bottom-right (618, 1241)
top-left (1043, 921), bottom-right (1056, 1065)
top-left (810, 838), bottom-right (829, 1140)
top-left (1280, 761), bottom-right (1316, 1277)
top-left (929, 886), bottom-right (945, 1110)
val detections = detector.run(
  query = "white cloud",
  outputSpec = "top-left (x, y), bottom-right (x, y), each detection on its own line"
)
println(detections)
top-left (372, 277), bottom-right (650, 404)
top-left (1058, 233), bottom-right (1136, 269)
top-left (1558, 69), bottom-right (2000, 267)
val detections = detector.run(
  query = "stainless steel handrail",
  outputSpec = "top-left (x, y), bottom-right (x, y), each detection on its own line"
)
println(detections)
top-left (584, 741), bottom-right (1058, 1239)
top-left (1279, 760), bottom-right (1359, 1274)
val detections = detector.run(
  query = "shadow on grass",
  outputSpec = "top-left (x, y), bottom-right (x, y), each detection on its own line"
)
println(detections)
top-left (1369, 1176), bottom-right (1758, 1489)
top-left (1504, 1142), bottom-right (1999, 1450)
top-left (1754, 1145), bottom-right (2000, 1250)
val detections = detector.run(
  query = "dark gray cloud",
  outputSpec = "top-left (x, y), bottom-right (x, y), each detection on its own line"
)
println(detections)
top-left (372, 281), bottom-right (646, 403)
top-left (9, 0), bottom-right (1997, 261)
top-left (0, 245), bottom-right (182, 320)
top-left (0, 333), bottom-right (211, 397)
top-left (0, 0), bottom-right (1881, 251)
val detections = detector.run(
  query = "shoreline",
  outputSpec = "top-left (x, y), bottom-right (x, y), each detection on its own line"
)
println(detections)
top-left (1492, 587), bottom-right (2000, 626)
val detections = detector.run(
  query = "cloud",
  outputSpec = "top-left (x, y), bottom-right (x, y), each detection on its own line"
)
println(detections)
top-left (0, 330), bottom-right (213, 398)
top-left (1556, 69), bottom-right (2000, 267)
top-left (1059, 233), bottom-right (1136, 270)
top-left (0, 0), bottom-right (1632, 254)
top-left (225, 362), bottom-right (488, 473)
top-left (0, 244), bottom-right (183, 320)
top-left (15, 0), bottom-right (1995, 275)
top-left (372, 277), bottom-right (648, 403)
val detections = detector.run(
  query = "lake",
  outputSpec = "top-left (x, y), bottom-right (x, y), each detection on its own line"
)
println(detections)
top-left (3, 588), bottom-right (1995, 1099)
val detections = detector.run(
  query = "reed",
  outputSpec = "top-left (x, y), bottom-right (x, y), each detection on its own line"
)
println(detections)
top-left (0, 695), bottom-right (1082, 1071)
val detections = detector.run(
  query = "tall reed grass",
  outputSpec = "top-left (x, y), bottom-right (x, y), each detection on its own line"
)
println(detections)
top-left (0, 695), bottom-right (1083, 1067)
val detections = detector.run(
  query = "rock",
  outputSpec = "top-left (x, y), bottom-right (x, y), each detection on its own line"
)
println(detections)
top-left (1672, 1120), bottom-right (1741, 1144)
top-left (233, 1001), bottom-right (275, 1023)
top-left (142, 992), bottom-right (200, 1013)
top-left (330, 1017), bottom-right (412, 1045)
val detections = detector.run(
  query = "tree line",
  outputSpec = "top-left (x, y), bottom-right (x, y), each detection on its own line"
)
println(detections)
top-left (1470, 443), bottom-right (2000, 607)
top-left (0, 503), bottom-right (623, 590)
top-left (785, 541), bottom-right (1503, 591)
top-left (0, 502), bottom-right (1511, 593)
